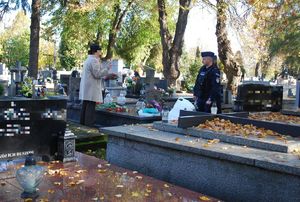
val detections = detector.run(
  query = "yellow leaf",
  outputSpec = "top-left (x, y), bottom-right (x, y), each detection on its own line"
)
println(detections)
top-left (199, 196), bottom-right (211, 201)
top-left (136, 176), bottom-right (143, 180)
top-left (146, 189), bottom-right (152, 193)
top-left (144, 193), bottom-right (150, 197)
top-left (115, 194), bottom-right (122, 198)
top-left (175, 137), bottom-right (180, 142)
top-left (76, 180), bottom-right (85, 185)
top-left (69, 181), bottom-right (76, 187)
top-left (100, 196), bottom-right (105, 200)
top-left (47, 189), bottom-right (55, 194)
top-left (203, 143), bottom-right (210, 148)
top-left (75, 170), bottom-right (87, 174)
top-left (116, 185), bottom-right (124, 188)
top-left (91, 198), bottom-right (98, 201)
top-left (164, 184), bottom-right (169, 188)
top-left (207, 139), bottom-right (220, 144)
top-left (131, 192), bottom-right (140, 197)
top-left (97, 169), bottom-right (107, 174)
top-left (24, 199), bottom-right (33, 202)
top-left (53, 182), bottom-right (61, 186)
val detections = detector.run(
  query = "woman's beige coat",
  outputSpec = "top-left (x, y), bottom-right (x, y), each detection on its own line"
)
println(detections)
top-left (79, 55), bottom-right (108, 103)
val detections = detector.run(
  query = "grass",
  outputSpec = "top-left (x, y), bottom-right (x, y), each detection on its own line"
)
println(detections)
top-left (67, 121), bottom-right (108, 160)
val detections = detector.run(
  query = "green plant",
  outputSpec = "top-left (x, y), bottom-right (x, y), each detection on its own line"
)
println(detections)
top-left (20, 77), bottom-right (33, 98)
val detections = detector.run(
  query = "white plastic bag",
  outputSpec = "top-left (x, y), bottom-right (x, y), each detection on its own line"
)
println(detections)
top-left (168, 98), bottom-right (195, 121)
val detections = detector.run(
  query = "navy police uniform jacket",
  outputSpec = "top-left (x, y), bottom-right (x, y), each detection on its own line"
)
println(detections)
top-left (193, 65), bottom-right (221, 103)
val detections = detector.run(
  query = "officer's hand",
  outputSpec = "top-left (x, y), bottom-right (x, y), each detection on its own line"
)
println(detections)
top-left (206, 100), bottom-right (212, 105)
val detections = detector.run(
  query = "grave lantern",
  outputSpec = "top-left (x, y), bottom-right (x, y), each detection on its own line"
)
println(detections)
top-left (9, 61), bottom-right (27, 96)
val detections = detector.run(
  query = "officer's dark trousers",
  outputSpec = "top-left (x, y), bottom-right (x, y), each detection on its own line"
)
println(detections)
top-left (196, 99), bottom-right (211, 113)
top-left (197, 98), bottom-right (222, 114)
top-left (80, 100), bottom-right (96, 126)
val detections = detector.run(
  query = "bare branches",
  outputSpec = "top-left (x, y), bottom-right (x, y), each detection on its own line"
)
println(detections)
top-left (0, 1), bottom-right (10, 21)
top-left (0, 0), bottom-right (31, 21)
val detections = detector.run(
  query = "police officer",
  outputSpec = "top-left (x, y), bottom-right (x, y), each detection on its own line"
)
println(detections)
top-left (193, 51), bottom-right (222, 113)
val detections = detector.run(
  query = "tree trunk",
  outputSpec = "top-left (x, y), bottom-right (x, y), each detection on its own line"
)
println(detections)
top-left (216, 0), bottom-right (241, 93)
top-left (255, 62), bottom-right (260, 77)
top-left (104, 1), bottom-right (135, 60)
top-left (28, 0), bottom-right (41, 79)
top-left (157, 0), bottom-right (192, 87)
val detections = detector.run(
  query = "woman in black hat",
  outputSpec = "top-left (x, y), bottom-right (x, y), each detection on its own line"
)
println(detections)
top-left (79, 44), bottom-right (110, 126)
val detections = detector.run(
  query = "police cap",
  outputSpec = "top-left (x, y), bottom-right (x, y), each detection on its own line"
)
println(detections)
top-left (201, 51), bottom-right (215, 58)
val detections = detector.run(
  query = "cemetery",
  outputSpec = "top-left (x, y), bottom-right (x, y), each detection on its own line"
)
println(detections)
top-left (0, 0), bottom-right (300, 202)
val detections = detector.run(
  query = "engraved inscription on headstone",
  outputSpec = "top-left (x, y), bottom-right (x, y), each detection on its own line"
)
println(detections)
top-left (0, 98), bottom-right (67, 161)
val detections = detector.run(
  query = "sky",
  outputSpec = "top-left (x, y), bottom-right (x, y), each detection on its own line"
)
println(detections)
top-left (184, 5), bottom-right (241, 54)
top-left (0, 4), bottom-right (241, 56)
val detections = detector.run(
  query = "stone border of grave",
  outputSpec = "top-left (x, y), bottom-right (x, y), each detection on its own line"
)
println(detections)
top-left (153, 122), bottom-right (300, 153)
top-left (101, 124), bottom-right (300, 201)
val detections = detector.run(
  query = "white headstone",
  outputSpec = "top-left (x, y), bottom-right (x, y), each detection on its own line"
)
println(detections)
top-left (0, 63), bottom-right (10, 81)
top-left (102, 59), bottom-right (124, 83)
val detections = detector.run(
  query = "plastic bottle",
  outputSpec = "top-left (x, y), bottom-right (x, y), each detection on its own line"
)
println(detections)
top-left (117, 93), bottom-right (126, 106)
top-left (136, 98), bottom-right (145, 111)
top-left (211, 102), bottom-right (217, 115)
top-left (104, 93), bottom-right (113, 104)
top-left (161, 106), bottom-right (170, 123)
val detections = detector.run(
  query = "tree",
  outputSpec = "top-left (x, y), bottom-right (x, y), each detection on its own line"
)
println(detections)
top-left (115, 1), bottom-right (161, 67)
top-left (28, 0), bottom-right (41, 78)
top-left (0, 11), bottom-right (53, 69)
top-left (0, 0), bottom-right (42, 78)
top-left (0, 0), bottom-right (30, 20)
top-left (0, 12), bottom-right (30, 67)
top-left (157, 0), bottom-right (192, 87)
top-left (216, 0), bottom-right (241, 92)
top-left (251, 0), bottom-right (300, 77)
top-left (181, 47), bottom-right (202, 91)
top-left (44, 0), bottom-right (165, 69)
top-left (105, 0), bottom-right (135, 60)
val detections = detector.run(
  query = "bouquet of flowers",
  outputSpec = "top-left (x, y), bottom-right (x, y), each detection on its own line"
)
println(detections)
top-left (125, 77), bottom-right (135, 88)
top-left (104, 73), bottom-right (118, 81)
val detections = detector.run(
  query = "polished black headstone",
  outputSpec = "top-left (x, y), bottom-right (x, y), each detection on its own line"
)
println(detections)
top-left (0, 97), bottom-right (67, 161)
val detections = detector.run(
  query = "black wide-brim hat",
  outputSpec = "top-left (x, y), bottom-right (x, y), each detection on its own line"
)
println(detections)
top-left (89, 44), bottom-right (102, 52)
top-left (201, 51), bottom-right (215, 58)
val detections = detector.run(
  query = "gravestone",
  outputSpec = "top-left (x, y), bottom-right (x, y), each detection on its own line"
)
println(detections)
top-left (40, 70), bottom-right (52, 80)
top-left (68, 72), bottom-right (81, 103)
top-left (144, 67), bottom-right (155, 90)
top-left (60, 74), bottom-right (70, 95)
top-left (102, 59), bottom-right (124, 83)
top-left (0, 63), bottom-right (10, 81)
top-left (0, 97), bottom-right (74, 162)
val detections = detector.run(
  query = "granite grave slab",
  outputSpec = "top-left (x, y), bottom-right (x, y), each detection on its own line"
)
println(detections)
top-left (101, 124), bottom-right (300, 201)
